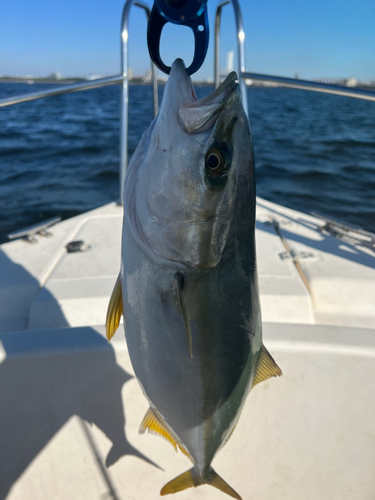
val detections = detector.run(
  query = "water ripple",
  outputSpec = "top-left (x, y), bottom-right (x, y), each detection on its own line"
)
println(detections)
top-left (0, 83), bottom-right (374, 243)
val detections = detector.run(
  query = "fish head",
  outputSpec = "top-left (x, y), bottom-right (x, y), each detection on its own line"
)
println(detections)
top-left (125, 58), bottom-right (253, 270)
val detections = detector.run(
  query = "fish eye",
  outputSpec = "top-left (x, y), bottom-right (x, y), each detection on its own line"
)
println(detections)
top-left (205, 148), bottom-right (225, 178)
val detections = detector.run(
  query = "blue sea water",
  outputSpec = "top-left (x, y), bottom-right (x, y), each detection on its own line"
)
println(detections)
top-left (0, 82), bottom-right (374, 244)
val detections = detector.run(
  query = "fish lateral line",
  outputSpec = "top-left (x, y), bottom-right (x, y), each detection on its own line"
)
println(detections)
top-left (174, 272), bottom-right (193, 358)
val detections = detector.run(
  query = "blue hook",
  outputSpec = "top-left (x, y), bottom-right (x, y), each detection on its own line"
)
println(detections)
top-left (147, 0), bottom-right (209, 76)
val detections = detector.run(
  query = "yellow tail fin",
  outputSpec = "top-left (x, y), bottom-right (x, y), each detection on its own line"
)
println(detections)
top-left (160, 467), bottom-right (242, 500)
top-left (160, 469), bottom-right (198, 496)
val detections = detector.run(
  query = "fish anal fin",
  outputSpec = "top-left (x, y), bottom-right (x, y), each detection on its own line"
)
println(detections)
top-left (105, 274), bottom-right (123, 342)
top-left (161, 467), bottom-right (242, 500)
top-left (139, 407), bottom-right (191, 459)
top-left (252, 345), bottom-right (282, 388)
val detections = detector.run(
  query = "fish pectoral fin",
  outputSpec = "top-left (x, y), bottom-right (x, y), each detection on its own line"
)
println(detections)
top-left (161, 467), bottom-right (242, 500)
top-left (139, 407), bottom-right (191, 459)
top-left (252, 345), bottom-right (282, 388)
top-left (174, 272), bottom-right (193, 358)
top-left (105, 274), bottom-right (123, 342)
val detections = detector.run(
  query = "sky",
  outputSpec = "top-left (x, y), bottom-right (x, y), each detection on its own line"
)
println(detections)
top-left (0, 0), bottom-right (374, 82)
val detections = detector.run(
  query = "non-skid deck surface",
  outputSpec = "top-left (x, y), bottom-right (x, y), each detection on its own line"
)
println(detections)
top-left (1, 323), bottom-right (375, 500)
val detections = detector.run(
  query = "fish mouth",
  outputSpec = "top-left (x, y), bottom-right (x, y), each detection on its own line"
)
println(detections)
top-left (168, 58), bottom-right (239, 134)
top-left (169, 58), bottom-right (238, 105)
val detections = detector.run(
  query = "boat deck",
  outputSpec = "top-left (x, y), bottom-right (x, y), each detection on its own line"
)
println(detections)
top-left (1, 322), bottom-right (375, 500)
top-left (1, 197), bottom-right (374, 333)
top-left (1, 199), bottom-right (375, 499)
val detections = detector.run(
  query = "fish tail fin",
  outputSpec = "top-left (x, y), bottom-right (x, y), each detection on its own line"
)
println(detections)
top-left (160, 467), bottom-right (242, 500)
top-left (160, 468), bottom-right (198, 496)
top-left (206, 468), bottom-right (242, 499)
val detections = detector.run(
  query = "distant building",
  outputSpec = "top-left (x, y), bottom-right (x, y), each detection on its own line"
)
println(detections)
top-left (227, 50), bottom-right (234, 72)
top-left (345, 77), bottom-right (357, 87)
top-left (219, 50), bottom-right (235, 82)
top-left (144, 69), bottom-right (152, 83)
top-left (158, 72), bottom-right (168, 83)
top-left (48, 71), bottom-right (62, 80)
top-left (313, 77), bottom-right (357, 87)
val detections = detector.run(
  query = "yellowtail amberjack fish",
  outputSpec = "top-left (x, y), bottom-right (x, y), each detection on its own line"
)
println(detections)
top-left (106, 58), bottom-right (282, 499)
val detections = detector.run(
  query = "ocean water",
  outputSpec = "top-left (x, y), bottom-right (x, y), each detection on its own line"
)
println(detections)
top-left (0, 82), bottom-right (374, 244)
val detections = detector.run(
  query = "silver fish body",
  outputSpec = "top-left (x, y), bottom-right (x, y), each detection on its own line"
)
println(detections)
top-left (107, 58), bottom-right (281, 498)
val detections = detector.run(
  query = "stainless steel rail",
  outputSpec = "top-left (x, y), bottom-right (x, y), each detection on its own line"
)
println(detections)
top-left (214, 0), bottom-right (248, 116)
top-left (214, 2), bottom-right (229, 91)
top-left (214, 1), bottom-right (375, 105)
top-left (0, 0), bottom-right (159, 206)
top-left (2, 0), bottom-right (375, 212)
top-left (120, 0), bottom-right (158, 204)
top-left (242, 72), bottom-right (375, 102)
top-left (0, 76), bottom-right (124, 108)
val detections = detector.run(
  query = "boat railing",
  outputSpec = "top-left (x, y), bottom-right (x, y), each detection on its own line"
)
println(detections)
top-left (119, 0), bottom-right (158, 203)
top-left (241, 72), bottom-right (375, 101)
top-left (0, 0), bottom-right (159, 206)
top-left (215, 0), bottom-right (248, 115)
top-left (214, 0), bottom-right (375, 107)
top-left (1, 0), bottom-right (375, 205)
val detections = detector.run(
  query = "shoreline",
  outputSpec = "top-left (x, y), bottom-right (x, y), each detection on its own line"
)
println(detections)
top-left (1, 78), bottom-right (374, 90)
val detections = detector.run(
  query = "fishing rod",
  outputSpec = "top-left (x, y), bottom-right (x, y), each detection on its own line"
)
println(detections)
top-left (147, 0), bottom-right (209, 75)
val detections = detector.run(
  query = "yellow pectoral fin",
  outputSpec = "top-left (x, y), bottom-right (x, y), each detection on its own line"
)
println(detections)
top-left (174, 272), bottom-right (193, 359)
top-left (252, 345), bottom-right (282, 388)
top-left (139, 407), bottom-right (191, 459)
top-left (105, 274), bottom-right (123, 342)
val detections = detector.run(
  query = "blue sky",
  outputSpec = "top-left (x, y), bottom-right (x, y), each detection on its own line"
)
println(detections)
top-left (0, 0), bottom-right (374, 81)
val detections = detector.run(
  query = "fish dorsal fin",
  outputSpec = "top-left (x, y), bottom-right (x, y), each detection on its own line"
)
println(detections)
top-left (139, 407), bottom-right (191, 459)
top-left (106, 274), bottom-right (123, 342)
top-left (252, 345), bottom-right (282, 388)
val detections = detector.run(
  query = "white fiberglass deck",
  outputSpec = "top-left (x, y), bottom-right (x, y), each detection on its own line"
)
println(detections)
top-left (1, 198), bottom-right (374, 333)
top-left (1, 323), bottom-right (375, 500)
top-left (1, 199), bottom-right (375, 499)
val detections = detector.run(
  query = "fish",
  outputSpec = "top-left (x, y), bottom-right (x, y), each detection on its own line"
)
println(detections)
top-left (106, 58), bottom-right (282, 499)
